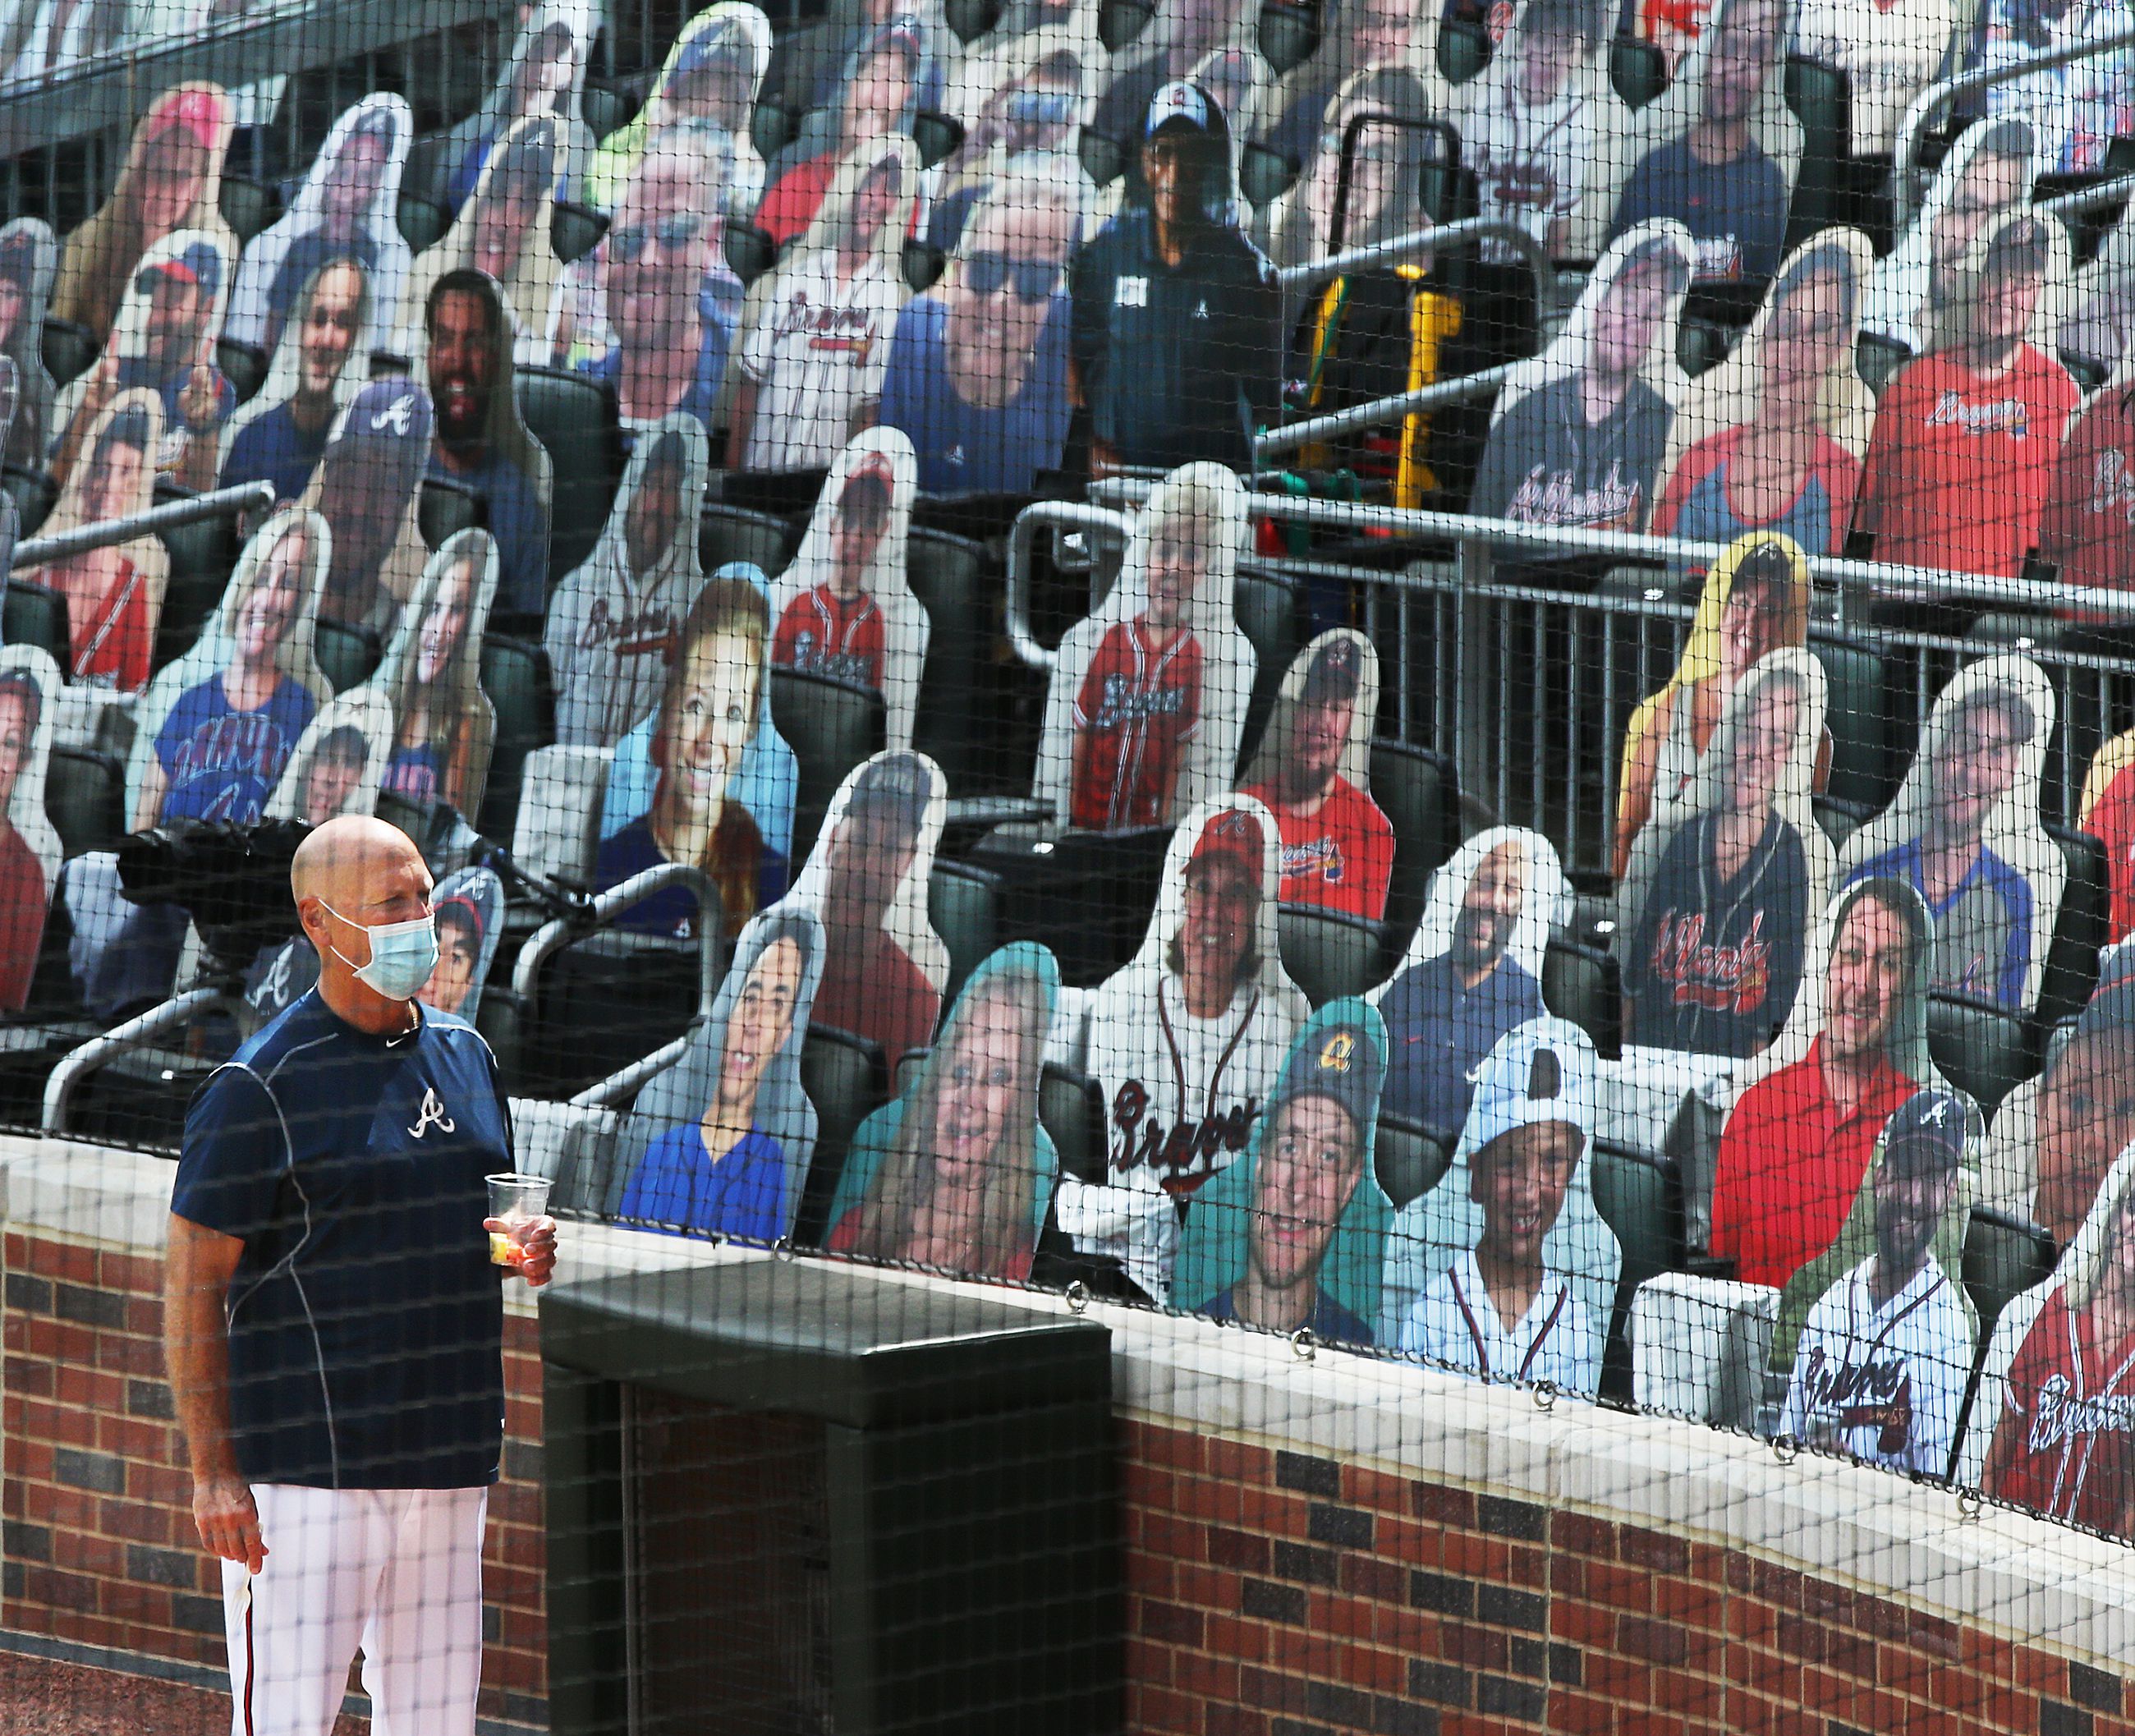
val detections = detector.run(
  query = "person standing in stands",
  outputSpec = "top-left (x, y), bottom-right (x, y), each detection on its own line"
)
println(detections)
top-left (221, 260), bottom-right (372, 507)
top-left (1710, 877), bottom-right (1931, 1288)
top-left (166, 815), bottom-right (555, 1736)
top-left (1609, 0), bottom-right (1792, 285)
top-left (1784, 1088), bottom-right (1973, 1474)
top-left (423, 270), bottom-right (551, 618)
top-left (1069, 80), bottom-right (1282, 475)
top-left (310, 379), bottom-right (433, 636)
top-left (772, 454), bottom-right (893, 686)
top-left (1855, 214), bottom-right (2079, 581)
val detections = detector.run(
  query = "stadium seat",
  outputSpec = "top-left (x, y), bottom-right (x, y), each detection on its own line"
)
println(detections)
top-left (1, 576), bottom-right (68, 667)
top-left (1369, 739), bottom-right (1462, 970)
top-left (218, 172), bottom-right (280, 244)
top-left (515, 365), bottom-right (622, 587)
top-left (476, 981), bottom-right (530, 1092)
top-left (579, 79), bottom-right (635, 143)
top-left (927, 859), bottom-right (1000, 1008)
top-left (1040, 1061), bottom-right (1107, 1186)
top-left (3, 462), bottom-right (58, 536)
top-left (1926, 992), bottom-right (2036, 1118)
top-left (1278, 903), bottom-right (1388, 1008)
top-left (751, 95), bottom-right (797, 164)
top-left (41, 319), bottom-right (95, 388)
top-left (1960, 1205), bottom-right (2057, 1342)
top-left (1592, 1138), bottom-right (1688, 1403)
top-left (400, 131), bottom-right (451, 209)
top-left (1098, 0), bottom-right (1154, 52)
top-left (906, 526), bottom-right (988, 791)
top-left (723, 218), bottom-right (778, 287)
top-left (1856, 331), bottom-right (1912, 394)
top-left (1438, 18), bottom-right (1489, 84)
top-left (1811, 792), bottom-right (1870, 853)
top-left (1078, 129), bottom-right (1126, 188)
top-left (512, 744), bottom-right (610, 887)
top-left (769, 667), bottom-right (887, 864)
top-left (152, 485), bottom-right (243, 665)
top-left (1543, 935), bottom-right (1623, 1059)
top-left (1239, 142), bottom-right (1298, 209)
top-left (911, 110), bottom-right (965, 170)
top-left (1374, 1113), bottom-right (1450, 1213)
top-left (420, 475), bottom-right (485, 549)
top-left (1233, 565), bottom-right (1302, 769)
top-left (700, 502), bottom-right (799, 576)
top-left (44, 745), bottom-right (123, 857)
top-left (1782, 56), bottom-right (1848, 246)
top-left (2037, 824), bottom-right (2111, 1034)
top-left (792, 1022), bottom-right (889, 1247)
top-left (552, 201), bottom-right (608, 265)
top-left (521, 929), bottom-right (713, 1100)
top-left (218, 337), bottom-right (269, 405)
top-left (1610, 34), bottom-right (1669, 109)
top-left (314, 617), bottom-right (383, 692)
top-left (1810, 631), bottom-right (1891, 813)
top-left (944, 0), bottom-right (1000, 39)
top-left (397, 193), bottom-right (450, 254)
top-left (477, 632), bottom-right (557, 841)
top-left (902, 237), bottom-right (947, 294)
top-left (1257, 0), bottom-right (1320, 75)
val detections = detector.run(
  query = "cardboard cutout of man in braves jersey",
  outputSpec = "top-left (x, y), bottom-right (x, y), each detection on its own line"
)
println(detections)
top-left (1839, 654), bottom-right (2063, 1013)
top-left (1038, 460), bottom-right (1253, 835)
top-left (767, 425), bottom-right (927, 751)
top-left (1172, 999), bottom-right (1393, 1346)
top-left (123, 506), bottom-right (330, 832)
top-left (1781, 1086), bottom-right (1979, 1475)
top-left (1961, 1145), bottom-right (2135, 1536)
top-left (1390, 1017), bottom-right (1622, 1394)
top-left (1236, 630), bottom-right (1395, 922)
top-left (1058, 797), bottom-right (1310, 1303)
top-left (1618, 648), bottom-right (1834, 1059)
top-left (301, 379), bottom-right (434, 641)
top-left (546, 414), bottom-right (711, 749)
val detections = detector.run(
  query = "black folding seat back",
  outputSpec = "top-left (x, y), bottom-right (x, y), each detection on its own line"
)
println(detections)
top-left (1543, 935), bottom-right (1623, 1059)
top-left (1368, 740), bottom-right (1460, 969)
top-left (525, 930), bottom-right (710, 1100)
top-left (477, 633), bottom-right (557, 841)
top-left (928, 859), bottom-right (1000, 1008)
top-left (792, 1022), bottom-right (891, 1247)
top-left (218, 171), bottom-right (281, 244)
top-left (420, 475), bottom-right (486, 549)
top-left (44, 746), bottom-right (124, 858)
top-left (1233, 566), bottom-right (1302, 771)
top-left (1591, 1138), bottom-right (1688, 1403)
top-left (700, 503), bottom-right (801, 578)
top-left (1811, 630), bottom-right (1890, 814)
top-left (514, 364), bottom-right (622, 586)
top-left (1961, 1206), bottom-right (2058, 1343)
top-left (1, 576), bottom-right (69, 668)
top-left (1040, 1063), bottom-right (1108, 1185)
top-left (906, 526), bottom-right (989, 791)
top-left (1278, 903), bottom-right (1388, 1008)
top-left (1926, 993), bottom-right (2037, 1119)
top-left (3, 462), bottom-right (58, 536)
top-left (1375, 1114), bottom-right (1450, 1213)
top-left (769, 667), bottom-right (888, 865)
top-left (314, 617), bottom-right (383, 692)
top-left (2037, 825), bottom-right (2110, 1034)
top-left (41, 319), bottom-right (95, 389)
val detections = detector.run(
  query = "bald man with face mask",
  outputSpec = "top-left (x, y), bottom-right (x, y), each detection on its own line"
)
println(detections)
top-left (166, 815), bottom-right (555, 1736)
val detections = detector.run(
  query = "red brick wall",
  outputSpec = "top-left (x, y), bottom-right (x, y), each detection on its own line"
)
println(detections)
top-left (1121, 1421), bottom-right (2133, 1736)
top-left (1, 1229), bottom-right (548, 1729)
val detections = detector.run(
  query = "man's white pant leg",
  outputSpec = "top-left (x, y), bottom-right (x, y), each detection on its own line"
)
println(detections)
top-left (360, 1486), bottom-right (489, 1736)
top-left (223, 1486), bottom-right (380, 1736)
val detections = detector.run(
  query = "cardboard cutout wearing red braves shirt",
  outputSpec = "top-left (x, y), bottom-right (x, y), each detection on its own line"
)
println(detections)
top-left (0, 645), bottom-right (62, 1014)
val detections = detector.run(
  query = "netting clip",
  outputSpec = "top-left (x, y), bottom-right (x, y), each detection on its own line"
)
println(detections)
top-left (1956, 1488), bottom-right (1984, 1524)
top-left (1771, 1435), bottom-right (1799, 1467)
top-left (1064, 1280), bottom-right (1090, 1316)
top-left (1290, 1327), bottom-right (1317, 1362)
top-left (1532, 1380), bottom-right (1558, 1412)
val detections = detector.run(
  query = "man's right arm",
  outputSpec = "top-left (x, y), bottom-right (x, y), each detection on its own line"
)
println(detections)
top-left (164, 1213), bottom-right (267, 1573)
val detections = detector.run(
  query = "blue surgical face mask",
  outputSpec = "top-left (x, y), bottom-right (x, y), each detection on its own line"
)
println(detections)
top-left (322, 902), bottom-right (440, 1002)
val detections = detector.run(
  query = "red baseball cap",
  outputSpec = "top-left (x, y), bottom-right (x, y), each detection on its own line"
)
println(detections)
top-left (1187, 806), bottom-right (1262, 882)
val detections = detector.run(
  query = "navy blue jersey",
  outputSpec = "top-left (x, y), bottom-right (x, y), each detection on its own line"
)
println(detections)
top-left (171, 992), bottom-right (512, 1489)
top-left (428, 446), bottom-right (549, 618)
top-left (151, 673), bottom-right (317, 825)
top-left (221, 402), bottom-right (334, 507)
top-left (1609, 134), bottom-right (1791, 284)
top-left (1377, 951), bottom-right (1546, 1142)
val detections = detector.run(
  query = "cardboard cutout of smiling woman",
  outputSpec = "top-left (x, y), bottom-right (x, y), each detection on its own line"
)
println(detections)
top-left (825, 942), bottom-right (1063, 1280)
top-left (1038, 461), bottom-right (1253, 834)
top-left (446, 0), bottom-right (597, 214)
top-left (1619, 650), bottom-right (1833, 1059)
top-left (586, 2), bottom-right (773, 217)
top-left (225, 93), bottom-right (413, 355)
top-left (122, 506), bottom-right (330, 832)
top-left (785, 748), bottom-right (949, 1072)
top-left (1235, 630), bottom-right (1393, 921)
top-left (1651, 232), bottom-right (1874, 564)
top-left (50, 227), bottom-right (236, 497)
top-left (298, 377), bottom-right (434, 638)
top-left (50, 84), bottom-right (236, 351)
top-left (219, 256), bottom-right (380, 508)
top-left (1368, 825), bottom-right (1568, 1146)
top-left (1777, 1085), bottom-right (1981, 1474)
top-left (1839, 655), bottom-right (2062, 1013)
top-left (369, 527), bottom-right (500, 818)
top-left (19, 388), bottom-right (170, 693)
top-left (769, 427), bottom-right (929, 752)
top-left (1060, 797), bottom-right (1310, 1303)
top-left (1958, 1144), bottom-right (2135, 1537)
top-left (1387, 1017), bottom-right (1620, 1392)
top-left (0, 645), bottom-right (62, 1014)
top-left (1173, 998), bottom-right (1392, 1348)
top-left (1709, 876), bottom-right (1944, 1290)
top-left (1614, 530), bottom-right (1814, 879)
top-left (0, 218), bottom-right (57, 471)
top-left (1467, 221), bottom-right (1695, 535)
top-left (613, 902), bottom-right (827, 1242)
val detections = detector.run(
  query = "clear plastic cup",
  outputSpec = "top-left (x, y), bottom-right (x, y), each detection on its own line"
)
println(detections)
top-left (486, 1173), bottom-right (552, 1267)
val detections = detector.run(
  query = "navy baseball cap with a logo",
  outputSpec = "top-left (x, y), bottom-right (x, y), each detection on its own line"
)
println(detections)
top-left (1879, 1089), bottom-right (1966, 1181)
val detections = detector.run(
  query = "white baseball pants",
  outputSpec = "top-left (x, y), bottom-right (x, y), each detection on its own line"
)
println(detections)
top-left (220, 1483), bottom-right (489, 1736)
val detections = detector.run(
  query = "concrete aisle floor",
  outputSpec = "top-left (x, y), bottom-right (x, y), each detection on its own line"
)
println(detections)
top-left (0, 1652), bottom-right (370, 1736)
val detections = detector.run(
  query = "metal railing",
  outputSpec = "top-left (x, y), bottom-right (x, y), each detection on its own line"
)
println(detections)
top-left (11, 480), bottom-right (273, 571)
top-left (1274, 216), bottom-right (1553, 303)
top-left (42, 985), bottom-right (238, 1135)
top-left (509, 861), bottom-right (722, 1021)
top-left (1255, 361), bottom-right (1518, 462)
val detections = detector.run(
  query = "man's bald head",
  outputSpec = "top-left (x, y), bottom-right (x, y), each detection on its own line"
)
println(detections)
top-left (294, 816), bottom-right (437, 1026)
top-left (292, 815), bottom-right (429, 910)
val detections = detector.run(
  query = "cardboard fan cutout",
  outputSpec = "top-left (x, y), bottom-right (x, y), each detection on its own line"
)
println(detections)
top-left (264, 686), bottom-right (396, 824)
top-left (219, 254), bottom-right (382, 508)
top-left (368, 527), bottom-right (500, 820)
top-left (1958, 1143), bottom-right (2135, 1538)
top-left (1793, 0), bottom-right (1963, 157)
top-left (50, 84), bottom-right (236, 350)
top-left (824, 941), bottom-right (1063, 1280)
top-left (50, 227), bottom-right (236, 496)
top-left (415, 268), bottom-right (554, 618)
top-left (1838, 654), bottom-right (2062, 1013)
top-left (586, 2), bottom-right (773, 216)
top-left (1261, 65), bottom-right (1439, 282)
top-left (1386, 1017), bottom-right (1620, 1391)
top-left (446, 0), bottom-right (597, 214)
top-left (1172, 997), bottom-right (1393, 1348)
top-left (1370, 825), bottom-right (1569, 1145)
top-left (0, 218), bottom-right (57, 470)
top-left (1037, 460), bottom-right (1254, 833)
top-left (612, 902), bottom-right (828, 1242)
top-left (1467, 220), bottom-right (1695, 535)
top-left (423, 863), bottom-right (506, 1021)
top-left (930, 24), bottom-right (1095, 258)
top-left (2078, 730), bottom-right (2135, 945)
top-left (299, 377), bottom-right (433, 638)
top-left (2041, 317), bottom-right (2135, 617)
top-left (0, 645), bottom-right (62, 1016)
top-left (1776, 1084), bottom-right (1981, 1474)
top-left (21, 387), bottom-right (170, 693)
top-left (548, 414), bottom-right (710, 751)
top-left (1058, 797), bottom-right (1310, 1303)
top-left (768, 427), bottom-right (927, 751)
top-left (1708, 876), bottom-right (1946, 1290)
top-left (595, 568), bottom-right (795, 942)
top-left (1618, 649), bottom-right (1834, 1059)
top-left (1235, 629), bottom-right (1393, 922)
top-left (1449, 0), bottom-right (1630, 265)
top-left (1651, 232), bottom-right (1875, 561)
top-left (785, 748), bottom-right (949, 1072)
top-left (225, 94), bottom-right (414, 355)
top-left (1973, 0), bottom-right (2135, 178)
top-left (122, 506), bottom-right (331, 832)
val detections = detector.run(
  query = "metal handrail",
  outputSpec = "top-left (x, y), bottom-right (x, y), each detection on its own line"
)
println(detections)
top-left (1891, 21), bottom-right (2135, 227)
top-left (11, 480), bottom-right (275, 571)
top-left (508, 861), bottom-right (722, 1014)
top-left (1256, 361), bottom-right (1517, 459)
top-left (2042, 169), bottom-right (2135, 220)
top-left (1277, 216), bottom-right (1552, 304)
top-left (570, 1033), bottom-right (692, 1110)
top-left (1003, 502), bottom-right (1135, 673)
top-left (41, 986), bottom-right (239, 1135)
